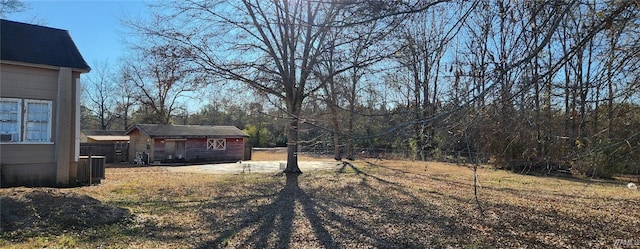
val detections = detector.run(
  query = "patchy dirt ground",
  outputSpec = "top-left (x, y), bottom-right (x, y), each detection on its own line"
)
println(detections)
top-left (1, 188), bottom-right (131, 236)
top-left (1, 152), bottom-right (640, 248)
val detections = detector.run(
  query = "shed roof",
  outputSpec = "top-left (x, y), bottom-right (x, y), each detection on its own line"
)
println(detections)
top-left (87, 135), bottom-right (130, 141)
top-left (126, 124), bottom-right (249, 138)
top-left (0, 19), bottom-right (90, 71)
top-left (82, 130), bottom-right (127, 136)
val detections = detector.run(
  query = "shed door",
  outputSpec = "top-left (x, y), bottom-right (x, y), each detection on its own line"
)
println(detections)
top-left (165, 141), bottom-right (175, 159)
top-left (165, 140), bottom-right (186, 160)
top-left (175, 141), bottom-right (185, 159)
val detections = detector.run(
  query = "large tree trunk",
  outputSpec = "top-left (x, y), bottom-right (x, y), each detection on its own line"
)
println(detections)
top-left (285, 118), bottom-right (302, 174)
top-left (283, 96), bottom-right (304, 174)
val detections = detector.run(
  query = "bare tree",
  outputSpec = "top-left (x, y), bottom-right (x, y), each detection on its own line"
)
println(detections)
top-left (113, 72), bottom-right (137, 130)
top-left (120, 0), bottom-right (640, 178)
top-left (0, 0), bottom-right (26, 17)
top-left (312, 14), bottom-right (394, 160)
top-left (390, 1), bottom-right (475, 160)
top-left (127, 0), bottom-right (369, 173)
top-left (314, 30), bottom-right (345, 160)
top-left (124, 0), bottom-right (465, 173)
top-left (82, 60), bottom-right (118, 130)
top-left (122, 43), bottom-right (203, 124)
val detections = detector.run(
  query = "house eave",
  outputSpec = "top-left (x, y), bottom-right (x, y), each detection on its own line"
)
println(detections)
top-left (1, 59), bottom-right (91, 73)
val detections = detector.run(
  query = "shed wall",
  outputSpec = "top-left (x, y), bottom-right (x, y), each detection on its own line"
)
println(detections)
top-left (148, 137), bottom-right (245, 162)
top-left (128, 129), bottom-right (150, 163)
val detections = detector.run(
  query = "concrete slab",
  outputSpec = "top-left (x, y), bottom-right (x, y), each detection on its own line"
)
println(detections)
top-left (165, 160), bottom-right (343, 174)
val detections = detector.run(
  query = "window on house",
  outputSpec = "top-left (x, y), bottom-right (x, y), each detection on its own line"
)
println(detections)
top-left (0, 98), bottom-right (21, 142)
top-left (24, 100), bottom-right (52, 142)
top-left (207, 138), bottom-right (226, 150)
top-left (0, 98), bottom-right (52, 143)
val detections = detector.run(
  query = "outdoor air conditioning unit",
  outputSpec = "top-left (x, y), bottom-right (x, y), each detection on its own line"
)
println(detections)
top-left (0, 134), bottom-right (14, 142)
top-left (77, 156), bottom-right (106, 185)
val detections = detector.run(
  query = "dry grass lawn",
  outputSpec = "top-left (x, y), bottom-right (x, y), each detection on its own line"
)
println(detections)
top-left (1, 151), bottom-right (639, 248)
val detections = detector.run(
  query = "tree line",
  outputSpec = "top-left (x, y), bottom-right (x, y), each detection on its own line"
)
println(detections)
top-left (80, 0), bottom-right (639, 177)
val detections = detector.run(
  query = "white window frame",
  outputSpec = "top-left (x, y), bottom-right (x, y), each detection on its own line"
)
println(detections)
top-left (207, 138), bottom-right (226, 150)
top-left (0, 98), bottom-right (22, 142)
top-left (0, 98), bottom-right (53, 144)
top-left (23, 99), bottom-right (53, 143)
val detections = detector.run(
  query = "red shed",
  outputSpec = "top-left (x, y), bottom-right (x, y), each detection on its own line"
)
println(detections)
top-left (125, 124), bottom-right (249, 164)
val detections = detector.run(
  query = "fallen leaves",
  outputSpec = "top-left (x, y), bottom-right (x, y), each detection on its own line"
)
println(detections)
top-left (1, 157), bottom-right (639, 248)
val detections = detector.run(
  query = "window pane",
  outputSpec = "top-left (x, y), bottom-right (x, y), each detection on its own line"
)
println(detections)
top-left (27, 103), bottom-right (48, 122)
top-left (207, 139), bottom-right (226, 150)
top-left (26, 122), bottom-right (46, 141)
top-left (216, 139), bottom-right (225, 150)
top-left (207, 139), bottom-right (214, 150)
top-left (0, 101), bottom-right (17, 112)
top-left (0, 99), bottom-right (20, 142)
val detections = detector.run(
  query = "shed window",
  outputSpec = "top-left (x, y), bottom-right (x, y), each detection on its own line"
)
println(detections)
top-left (207, 138), bottom-right (226, 150)
top-left (0, 98), bottom-right (21, 142)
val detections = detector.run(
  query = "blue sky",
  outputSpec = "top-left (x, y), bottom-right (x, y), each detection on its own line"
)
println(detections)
top-left (5, 1), bottom-right (220, 112)
top-left (6, 0), bottom-right (150, 71)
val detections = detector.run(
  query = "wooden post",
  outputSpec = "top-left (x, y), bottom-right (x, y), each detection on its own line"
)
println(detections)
top-left (88, 147), bottom-right (92, 186)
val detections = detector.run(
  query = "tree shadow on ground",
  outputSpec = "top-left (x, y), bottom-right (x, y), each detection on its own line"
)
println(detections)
top-left (197, 173), bottom-right (338, 248)
top-left (196, 162), bottom-right (477, 248)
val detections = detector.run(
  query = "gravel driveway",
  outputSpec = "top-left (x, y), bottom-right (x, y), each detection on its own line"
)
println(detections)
top-left (165, 160), bottom-right (343, 174)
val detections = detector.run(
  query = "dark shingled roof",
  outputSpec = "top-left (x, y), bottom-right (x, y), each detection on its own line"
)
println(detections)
top-left (126, 124), bottom-right (250, 138)
top-left (0, 19), bottom-right (90, 71)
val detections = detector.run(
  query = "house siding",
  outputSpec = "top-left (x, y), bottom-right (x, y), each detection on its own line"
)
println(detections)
top-left (0, 63), bottom-right (65, 186)
top-left (55, 67), bottom-right (80, 185)
top-left (0, 144), bottom-right (56, 164)
top-left (0, 144), bottom-right (57, 186)
top-left (0, 162), bottom-right (57, 187)
top-left (0, 64), bottom-right (59, 143)
top-left (70, 71), bottom-right (82, 184)
top-left (0, 64), bottom-right (58, 100)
